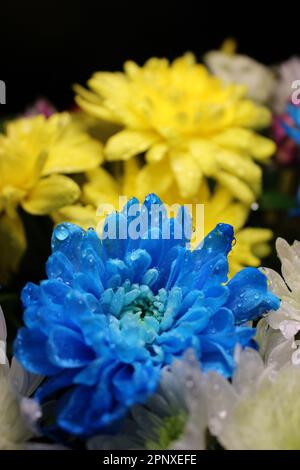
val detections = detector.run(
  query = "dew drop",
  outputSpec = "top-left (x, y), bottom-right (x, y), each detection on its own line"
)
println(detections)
top-left (219, 410), bottom-right (227, 419)
top-left (55, 225), bottom-right (69, 241)
top-left (186, 379), bottom-right (194, 389)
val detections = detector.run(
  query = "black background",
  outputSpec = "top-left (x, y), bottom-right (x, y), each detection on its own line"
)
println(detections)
top-left (0, 1), bottom-right (299, 116)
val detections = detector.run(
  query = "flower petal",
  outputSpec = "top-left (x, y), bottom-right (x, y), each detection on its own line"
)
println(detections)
top-left (211, 128), bottom-right (276, 160)
top-left (216, 171), bottom-right (256, 205)
top-left (22, 175), bottom-right (80, 215)
top-left (105, 130), bottom-right (160, 161)
top-left (170, 151), bottom-right (202, 198)
top-left (0, 213), bottom-right (26, 284)
top-left (42, 122), bottom-right (103, 175)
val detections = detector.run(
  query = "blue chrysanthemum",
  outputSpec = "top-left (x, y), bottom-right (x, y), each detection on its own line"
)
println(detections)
top-left (14, 194), bottom-right (279, 437)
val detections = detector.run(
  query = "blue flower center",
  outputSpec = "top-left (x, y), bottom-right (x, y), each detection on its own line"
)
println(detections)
top-left (120, 282), bottom-right (167, 322)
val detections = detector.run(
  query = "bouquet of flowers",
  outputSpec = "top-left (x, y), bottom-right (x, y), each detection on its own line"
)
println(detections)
top-left (1, 40), bottom-right (300, 450)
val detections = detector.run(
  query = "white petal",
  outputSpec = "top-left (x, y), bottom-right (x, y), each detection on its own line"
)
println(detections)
top-left (205, 372), bottom-right (237, 436)
top-left (9, 358), bottom-right (43, 396)
top-left (263, 267), bottom-right (290, 298)
top-left (0, 306), bottom-right (7, 342)
top-left (232, 348), bottom-right (264, 394)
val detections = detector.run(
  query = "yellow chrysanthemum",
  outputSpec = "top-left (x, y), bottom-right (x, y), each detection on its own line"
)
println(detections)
top-left (0, 112), bottom-right (103, 283)
top-left (53, 160), bottom-right (272, 276)
top-left (75, 53), bottom-right (275, 205)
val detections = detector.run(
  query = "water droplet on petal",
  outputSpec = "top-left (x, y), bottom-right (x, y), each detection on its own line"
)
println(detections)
top-left (219, 410), bottom-right (227, 419)
top-left (186, 379), bottom-right (194, 389)
top-left (55, 225), bottom-right (69, 241)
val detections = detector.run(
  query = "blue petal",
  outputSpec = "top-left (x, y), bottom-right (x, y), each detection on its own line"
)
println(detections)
top-left (21, 282), bottom-right (41, 308)
top-left (47, 326), bottom-right (95, 368)
top-left (226, 267), bottom-right (280, 324)
top-left (200, 341), bottom-right (235, 377)
top-left (112, 361), bottom-right (159, 406)
top-left (35, 369), bottom-right (79, 402)
top-left (288, 104), bottom-right (300, 127)
top-left (14, 328), bottom-right (61, 375)
top-left (51, 223), bottom-right (85, 262)
top-left (283, 123), bottom-right (300, 145)
top-left (46, 252), bottom-right (74, 284)
top-left (57, 386), bottom-right (96, 435)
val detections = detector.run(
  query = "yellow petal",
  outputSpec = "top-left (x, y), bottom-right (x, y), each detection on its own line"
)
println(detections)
top-left (0, 213), bottom-right (26, 284)
top-left (74, 83), bottom-right (120, 123)
top-left (229, 227), bottom-right (273, 276)
top-left (42, 118), bottom-right (104, 175)
top-left (215, 149), bottom-right (262, 185)
top-left (172, 52), bottom-right (196, 68)
top-left (0, 186), bottom-right (26, 218)
top-left (135, 159), bottom-right (174, 199)
top-left (207, 186), bottom-right (248, 231)
top-left (211, 128), bottom-right (276, 160)
top-left (86, 167), bottom-right (120, 192)
top-left (83, 167), bottom-right (120, 207)
top-left (22, 175), bottom-right (80, 215)
top-left (88, 72), bottom-right (128, 99)
top-left (75, 94), bottom-right (119, 123)
top-left (170, 151), bottom-right (202, 198)
top-left (216, 172), bottom-right (256, 205)
top-left (187, 139), bottom-right (218, 175)
top-left (238, 227), bottom-right (272, 244)
top-left (234, 101), bottom-right (272, 128)
top-left (208, 185), bottom-right (236, 212)
top-left (123, 158), bottom-right (142, 195)
top-left (52, 204), bottom-right (98, 231)
top-left (250, 136), bottom-right (276, 161)
top-left (105, 130), bottom-right (159, 161)
top-left (220, 38), bottom-right (237, 55)
top-left (146, 143), bottom-right (168, 163)
top-left (216, 204), bottom-right (247, 232)
top-left (0, 116), bottom-right (50, 189)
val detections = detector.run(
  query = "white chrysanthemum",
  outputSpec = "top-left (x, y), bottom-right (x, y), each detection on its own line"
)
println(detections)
top-left (261, 238), bottom-right (300, 367)
top-left (204, 50), bottom-right (275, 104)
top-left (271, 57), bottom-right (300, 115)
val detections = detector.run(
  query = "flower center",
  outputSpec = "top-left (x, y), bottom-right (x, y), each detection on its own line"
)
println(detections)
top-left (120, 282), bottom-right (167, 322)
top-left (146, 412), bottom-right (187, 450)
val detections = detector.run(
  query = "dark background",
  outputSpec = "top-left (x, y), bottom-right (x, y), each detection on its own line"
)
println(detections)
top-left (0, 1), bottom-right (299, 117)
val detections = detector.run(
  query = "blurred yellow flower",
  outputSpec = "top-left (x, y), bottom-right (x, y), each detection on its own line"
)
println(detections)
top-left (53, 160), bottom-right (272, 276)
top-left (75, 53), bottom-right (275, 205)
top-left (0, 112), bottom-right (103, 283)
